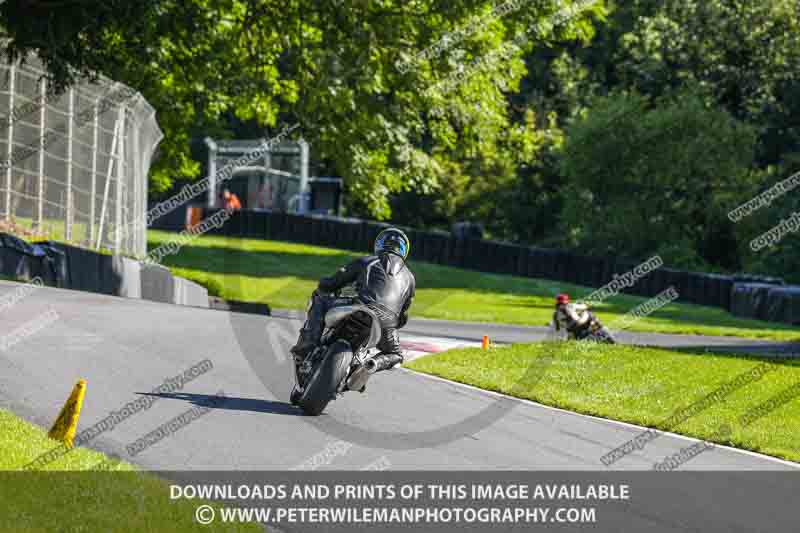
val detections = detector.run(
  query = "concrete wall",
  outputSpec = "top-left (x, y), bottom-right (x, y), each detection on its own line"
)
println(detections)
top-left (0, 234), bottom-right (209, 309)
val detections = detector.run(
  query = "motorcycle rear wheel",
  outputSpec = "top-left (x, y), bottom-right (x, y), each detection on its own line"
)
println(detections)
top-left (298, 340), bottom-right (353, 416)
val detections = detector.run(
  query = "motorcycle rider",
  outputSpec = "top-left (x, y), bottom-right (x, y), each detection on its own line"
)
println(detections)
top-left (290, 228), bottom-right (415, 373)
top-left (552, 293), bottom-right (592, 339)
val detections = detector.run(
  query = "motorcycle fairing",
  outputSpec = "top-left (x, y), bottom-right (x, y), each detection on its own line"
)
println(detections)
top-left (323, 305), bottom-right (383, 349)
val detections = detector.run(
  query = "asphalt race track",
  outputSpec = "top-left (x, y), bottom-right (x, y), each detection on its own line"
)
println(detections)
top-left (1, 281), bottom-right (797, 472)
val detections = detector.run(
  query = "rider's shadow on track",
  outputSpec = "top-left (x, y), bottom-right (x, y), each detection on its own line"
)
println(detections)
top-left (137, 392), bottom-right (305, 416)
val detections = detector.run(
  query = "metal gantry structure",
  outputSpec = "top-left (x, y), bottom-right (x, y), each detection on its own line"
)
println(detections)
top-left (203, 136), bottom-right (341, 215)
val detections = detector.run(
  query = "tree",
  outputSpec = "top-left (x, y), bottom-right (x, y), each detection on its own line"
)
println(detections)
top-left (559, 90), bottom-right (758, 269)
top-left (0, 0), bottom-right (605, 219)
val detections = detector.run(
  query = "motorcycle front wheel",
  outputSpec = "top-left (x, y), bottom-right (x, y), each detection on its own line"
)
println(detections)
top-left (298, 340), bottom-right (353, 416)
top-left (592, 328), bottom-right (616, 344)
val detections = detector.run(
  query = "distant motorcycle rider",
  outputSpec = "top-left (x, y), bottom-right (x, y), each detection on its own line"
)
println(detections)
top-left (290, 228), bottom-right (415, 372)
top-left (552, 293), bottom-right (592, 339)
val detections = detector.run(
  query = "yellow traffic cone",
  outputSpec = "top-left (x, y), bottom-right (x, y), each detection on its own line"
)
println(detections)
top-left (48, 380), bottom-right (86, 448)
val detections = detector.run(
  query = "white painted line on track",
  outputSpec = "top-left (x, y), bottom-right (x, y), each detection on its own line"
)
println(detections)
top-left (398, 334), bottom-right (800, 470)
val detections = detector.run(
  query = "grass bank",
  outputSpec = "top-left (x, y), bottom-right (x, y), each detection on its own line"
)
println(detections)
top-left (406, 343), bottom-right (800, 463)
top-left (148, 230), bottom-right (799, 341)
top-left (0, 408), bottom-right (259, 532)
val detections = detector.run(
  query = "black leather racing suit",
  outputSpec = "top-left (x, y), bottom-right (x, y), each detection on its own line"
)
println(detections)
top-left (292, 253), bottom-right (415, 371)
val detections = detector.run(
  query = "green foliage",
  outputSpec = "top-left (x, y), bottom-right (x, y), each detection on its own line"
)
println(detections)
top-left (4, 0), bottom-right (799, 280)
top-left (612, 0), bottom-right (800, 168)
top-left (559, 89), bottom-right (758, 268)
top-left (737, 160), bottom-right (800, 283)
top-left (0, 0), bottom-right (605, 220)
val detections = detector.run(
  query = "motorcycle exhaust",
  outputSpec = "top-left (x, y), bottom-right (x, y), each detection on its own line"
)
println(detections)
top-left (364, 357), bottom-right (380, 374)
top-left (345, 357), bottom-right (380, 392)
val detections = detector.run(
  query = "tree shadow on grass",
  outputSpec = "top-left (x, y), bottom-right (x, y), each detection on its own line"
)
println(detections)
top-left (145, 238), bottom-right (556, 295)
top-left (146, 235), bottom-right (798, 337)
top-left (668, 345), bottom-right (800, 359)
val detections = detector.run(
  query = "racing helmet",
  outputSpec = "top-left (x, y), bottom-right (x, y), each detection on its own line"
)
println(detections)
top-left (556, 293), bottom-right (570, 305)
top-left (374, 228), bottom-right (411, 261)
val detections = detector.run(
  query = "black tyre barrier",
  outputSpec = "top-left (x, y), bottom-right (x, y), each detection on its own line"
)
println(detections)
top-left (405, 228), bottom-right (423, 261)
top-left (704, 273), bottom-right (722, 310)
top-left (243, 209), bottom-right (260, 238)
top-left (146, 211), bottom-right (800, 325)
top-left (553, 250), bottom-right (570, 282)
top-left (36, 244), bottom-right (67, 287)
top-left (0, 235), bottom-right (144, 299)
top-left (687, 272), bottom-right (705, 305)
top-left (730, 283), bottom-right (776, 320)
top-left (472, 240), bottom-right (492, 273)
top-left (516, 245), bottom-right (528, 277)
top-left (147, 201), bottom-right (188, 232)
top-left (230, 209), bottom-right (245, 236)
top-left (539, 249), bottom-right (558, 280)
top-left (765, 287), bottom-right (800, 325)
top-left (496, 242), bottom-right (514, 275)
top-left (732, 274), bottom-right (785, 286)
top-left (342, 218), bottom-right (365, 252)
top-left (364, 221), bottom-right (391, 248)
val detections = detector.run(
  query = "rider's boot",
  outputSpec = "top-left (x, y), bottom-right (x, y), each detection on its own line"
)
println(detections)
top-left (290, 321), bottom-right (323, 360)
top-left (365, 328), bottom-right (404, 373)
top-left (290, 293), bottom-right (327, 359)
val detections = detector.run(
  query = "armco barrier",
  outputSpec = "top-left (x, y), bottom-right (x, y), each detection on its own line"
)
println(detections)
top-left (209, 296), bottom-right (271, 315)
top-left (161, 210), bottom-right (800, 325)
top-left (172, 276), bottom-right (209, 308)
top-left (140, 264), bottom-right (174, 304)
top-left (114, 256), bottom-right (142, 298)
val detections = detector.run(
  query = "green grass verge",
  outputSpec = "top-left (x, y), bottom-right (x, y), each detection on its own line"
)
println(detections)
top-left (148, 230), bottom-right (799, 341)
top-left (0, 408), bottom-right (259, 532)
top-left (406, 343), bottom-right (800, 463)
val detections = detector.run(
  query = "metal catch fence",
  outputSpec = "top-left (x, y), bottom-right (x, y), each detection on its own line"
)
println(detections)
top-left (0, 53), bottom-right (163, 257)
